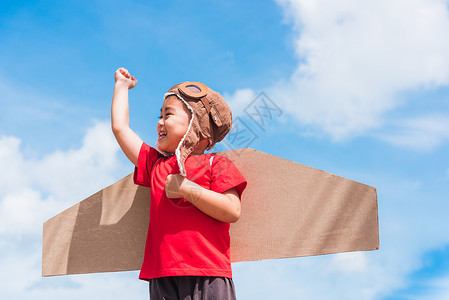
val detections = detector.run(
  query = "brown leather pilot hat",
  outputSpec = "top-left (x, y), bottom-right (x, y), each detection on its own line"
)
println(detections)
top-left (155, 82), bottom-right (232, 176)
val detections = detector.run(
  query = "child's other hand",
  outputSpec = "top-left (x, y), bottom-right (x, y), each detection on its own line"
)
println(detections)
top-left (114, 67), bottom-right (138, 89)
top-left (165, 174), bottom-right (186, 199)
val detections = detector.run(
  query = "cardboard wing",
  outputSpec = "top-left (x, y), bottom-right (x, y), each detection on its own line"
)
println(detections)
top-left (42, 148), bottom-right (379, 277)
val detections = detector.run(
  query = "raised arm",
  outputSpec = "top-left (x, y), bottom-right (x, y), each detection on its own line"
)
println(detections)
top-left (111, 67), bottom-right (143, 166)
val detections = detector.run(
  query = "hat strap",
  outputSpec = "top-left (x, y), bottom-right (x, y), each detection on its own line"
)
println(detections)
top-left (199, 97), bottom-right (211, 115)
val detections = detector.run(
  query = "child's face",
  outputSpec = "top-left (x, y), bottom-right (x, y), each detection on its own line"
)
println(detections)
top-left (157, 96), bottom-right (191, 153)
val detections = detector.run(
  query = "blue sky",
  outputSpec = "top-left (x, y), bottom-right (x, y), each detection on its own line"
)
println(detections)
top-left (1, 0), bottom-right (449, 299)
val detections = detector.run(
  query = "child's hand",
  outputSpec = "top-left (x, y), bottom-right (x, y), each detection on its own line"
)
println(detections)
top-left (114, 67), bottom-right (138, 89)
top-left (165, 174), bottom-right (186, 199)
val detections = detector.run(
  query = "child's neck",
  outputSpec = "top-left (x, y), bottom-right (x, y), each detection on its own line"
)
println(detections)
top-left (190, 149), bottom-right (206, 156)
top-left (190, 139), bottom-right (209, 155)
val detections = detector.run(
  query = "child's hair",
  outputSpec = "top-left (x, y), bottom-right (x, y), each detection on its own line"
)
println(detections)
top-left (155, 82), bottom-right (232, 176)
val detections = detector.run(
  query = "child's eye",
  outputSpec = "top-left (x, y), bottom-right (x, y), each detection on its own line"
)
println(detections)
top-left (158, 113), bottom-right (172, 120)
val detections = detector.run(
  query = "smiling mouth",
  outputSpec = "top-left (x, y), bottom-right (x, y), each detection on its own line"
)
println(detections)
top-left (158, 132), bottom-right (167, 140)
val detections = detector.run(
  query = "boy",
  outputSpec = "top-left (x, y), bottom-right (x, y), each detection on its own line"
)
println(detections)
top-left (111, 67), bottom-right (247, 299)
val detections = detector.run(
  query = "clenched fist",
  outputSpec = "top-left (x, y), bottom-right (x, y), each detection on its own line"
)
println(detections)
top-left (165, 174), bottom-right (186, 199)
top-left (114, 67), bottom-right (137, 89)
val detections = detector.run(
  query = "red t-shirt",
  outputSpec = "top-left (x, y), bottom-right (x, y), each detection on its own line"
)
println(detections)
top-left (133, 143), bottom-right (247, 280)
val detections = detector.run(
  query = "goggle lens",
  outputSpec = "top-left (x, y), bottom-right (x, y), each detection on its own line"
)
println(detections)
top-left (179, 82), bottom-right (208, 99)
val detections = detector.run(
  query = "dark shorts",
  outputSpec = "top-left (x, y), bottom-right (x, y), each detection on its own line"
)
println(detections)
top-left (149, 276), bottom-right (237, 300)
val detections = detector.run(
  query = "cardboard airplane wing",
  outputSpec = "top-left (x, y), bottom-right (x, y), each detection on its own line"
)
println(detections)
top-left (42, 148), bottom-right (379, 276)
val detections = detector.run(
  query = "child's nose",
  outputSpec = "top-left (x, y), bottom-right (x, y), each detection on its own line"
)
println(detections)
top-left (157, 119), bottom-right (165, 131)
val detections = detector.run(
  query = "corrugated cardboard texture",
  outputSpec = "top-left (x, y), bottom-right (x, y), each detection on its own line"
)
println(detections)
top-left (42, 148), bottom-right (379, 276)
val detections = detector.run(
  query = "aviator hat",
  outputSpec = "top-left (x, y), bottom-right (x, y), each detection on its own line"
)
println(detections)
top-left (155, 82), bottom-right (232, 176)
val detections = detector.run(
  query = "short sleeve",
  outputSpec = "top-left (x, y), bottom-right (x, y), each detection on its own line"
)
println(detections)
top-left (210, 155), bottom-right (247, 198)
top-left (133, 143), bottom-right (161, 187)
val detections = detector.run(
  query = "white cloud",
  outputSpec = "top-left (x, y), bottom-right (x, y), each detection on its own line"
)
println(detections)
top-left (1, 121), bottom-right (121, 200)
top-left (222, 5), bottom-right (449, 294)
top-left (331, 251), bottom-right (368, 273)
top-left (408, 275), bottom-right (449, 300)
top-left (0, 136), bottom-right (27, 193)
top-left (223, 88), bottom-right (257, 117)
top-left (376, 115), bottom-right (449, 151)
top-left (270, 0), bottom-right (449, 141)
top-left (0, 121), bottom-right (141, 298)
top-left (32, 121), bottom-right (121, 202)
top-left (0, 121), bottom-right (123, 236)
top-left (0, 188), bottom-right (56, 235)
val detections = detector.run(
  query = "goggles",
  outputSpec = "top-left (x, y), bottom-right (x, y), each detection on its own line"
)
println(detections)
top-left (178, 82), bottom-right (211, 114)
